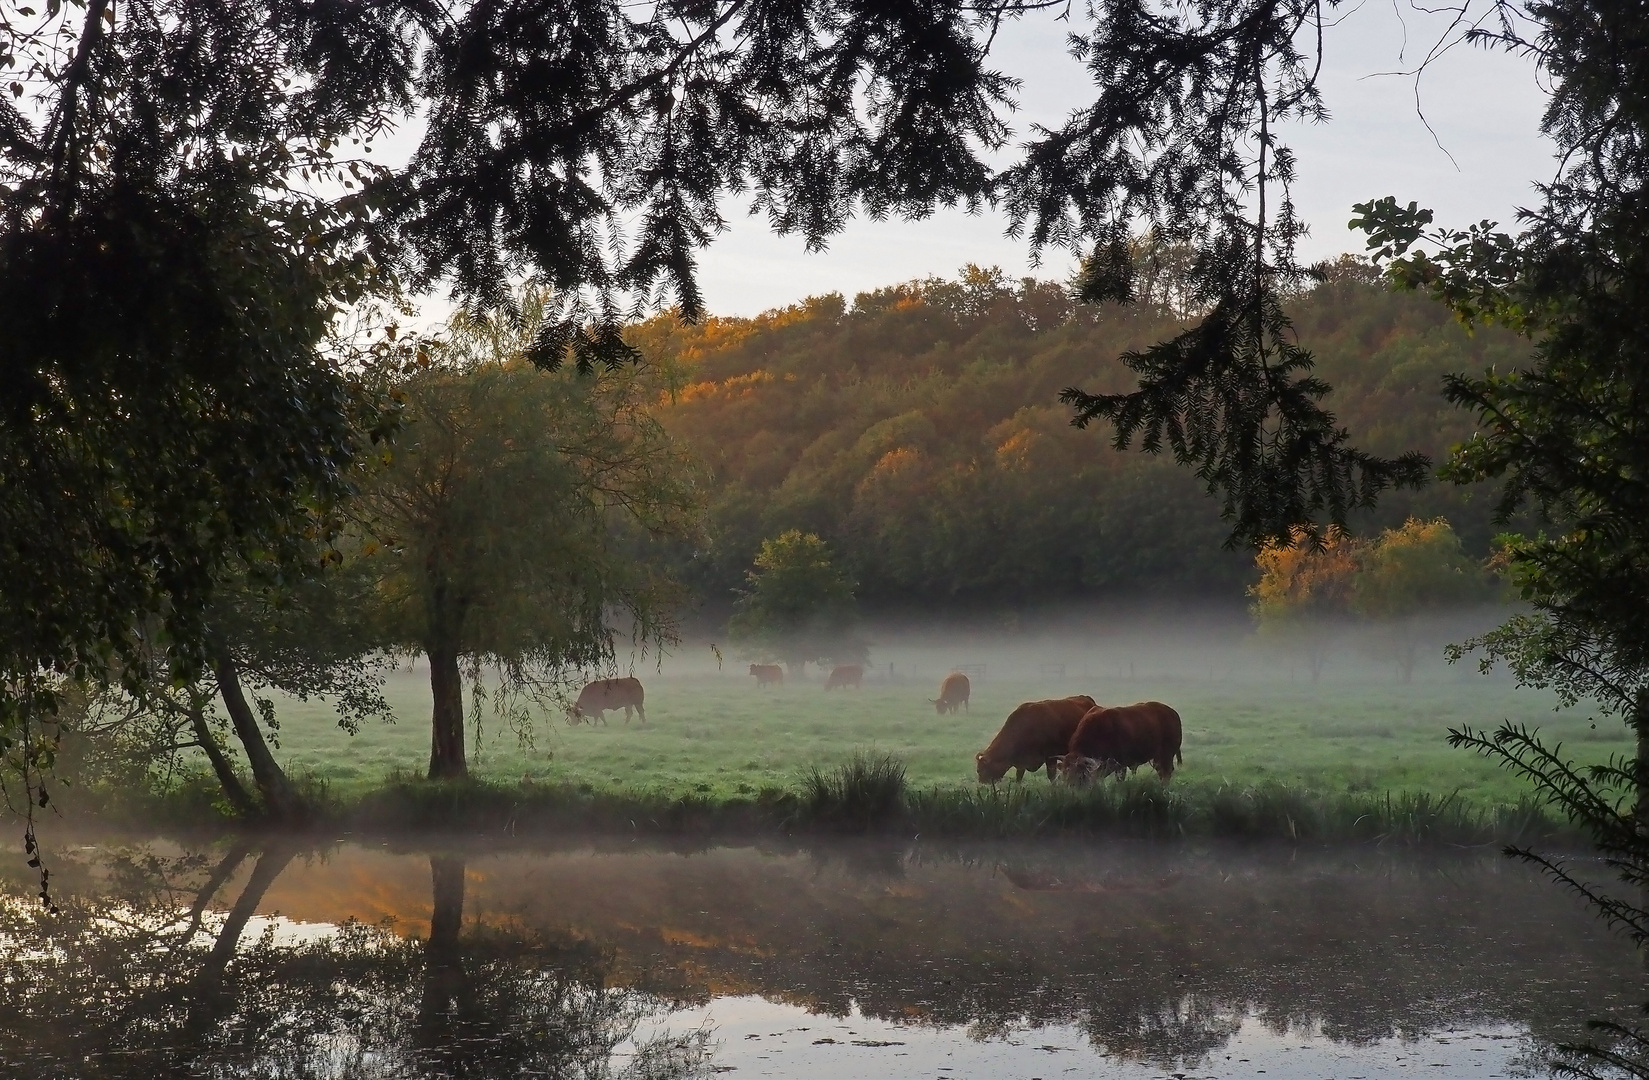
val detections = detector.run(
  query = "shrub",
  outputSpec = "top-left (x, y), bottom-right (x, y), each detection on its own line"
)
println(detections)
top-left (798, 751), bottom-right (907, 831)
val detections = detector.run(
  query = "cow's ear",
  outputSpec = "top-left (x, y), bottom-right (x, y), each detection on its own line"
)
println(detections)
top-left (974, 752), bottom-right (984, 763)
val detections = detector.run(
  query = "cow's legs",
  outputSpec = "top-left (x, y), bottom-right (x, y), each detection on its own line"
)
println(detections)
top-left (636, 701), bottom-right (646, 724)
top-left (1013, 766), bottom-right (1026, 782)
top-left (622, 705), bottom-right (632, 724)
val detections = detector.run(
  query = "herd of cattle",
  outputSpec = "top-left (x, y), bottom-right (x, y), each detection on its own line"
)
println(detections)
top-left (567, 667), bottom-right (1182, 787)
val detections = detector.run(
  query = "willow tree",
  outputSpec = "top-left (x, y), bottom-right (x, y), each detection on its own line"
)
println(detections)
top-left (360, 294), bottom-right (698, 779)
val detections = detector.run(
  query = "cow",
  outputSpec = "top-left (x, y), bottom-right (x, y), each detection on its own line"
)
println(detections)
top-left (824, 664), bottom-right (863, 691)
top-left (974, 695), bottom-right (1098, 783)
top-left (569, 677), bottom-right (647, 725)
top-left (749, 663), bottom-right (784, 687)
top-left (1058, 701), bottom-right (1182, 784)
top-left (930, 672), bottom-right (970, 714)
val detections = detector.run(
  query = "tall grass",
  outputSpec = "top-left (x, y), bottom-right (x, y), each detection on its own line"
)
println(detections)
top-left (797, 751), bottom-right (908, 832)
top-left (73, 752), bottom-right (1573, 848)
top-left (905, 775), bottom-right (1565, 846)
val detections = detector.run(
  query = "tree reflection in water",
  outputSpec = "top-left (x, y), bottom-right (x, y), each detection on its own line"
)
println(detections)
top-left (3, 839), bottom-right (1649, 1078)
top-left (0, 846), bottom-right (712, 1078)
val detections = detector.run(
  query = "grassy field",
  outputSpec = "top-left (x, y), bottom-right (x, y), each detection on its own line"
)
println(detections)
top-left (262, 661), bottom-right (1633, 808)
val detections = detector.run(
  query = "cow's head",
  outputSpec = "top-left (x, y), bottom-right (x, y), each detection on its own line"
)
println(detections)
top-left (565, 703), bottom-right (586, 725)
top-left (748, 664), bottom-right (760, 675)
top-left (975, 751), bottom-right (1008, 784)
top-left (929, 698), bottom-right (948, 714)
top-left (1056, 754), bottom-right (1103, 785)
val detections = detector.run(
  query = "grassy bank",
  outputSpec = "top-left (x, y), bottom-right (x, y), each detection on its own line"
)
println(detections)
top-left (86, 751), bottom-right (1573, 850)
top-left (348, 758), bottom-right (1573, 846)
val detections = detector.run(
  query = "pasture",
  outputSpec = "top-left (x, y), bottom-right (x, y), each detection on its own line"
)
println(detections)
top-left (264, 655), bottom-right (1631, 808)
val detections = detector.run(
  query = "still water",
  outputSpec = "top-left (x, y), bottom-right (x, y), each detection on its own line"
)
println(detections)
top-left (0, 836), bottom-right (1642, 1078)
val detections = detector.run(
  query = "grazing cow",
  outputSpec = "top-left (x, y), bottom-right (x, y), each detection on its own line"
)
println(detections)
top-left (749, 663), bottom-right (784, 687)
top-left (823, 664), bottom-right (864, 691)
top-left (930, 672), bottom-right (971, 714)
top-left (1058, 701), bottom-right (1182, 784)
top-left (974, 695), bottom-right (1098, 783)
top-left (570, 677), bottom-right (647, 725)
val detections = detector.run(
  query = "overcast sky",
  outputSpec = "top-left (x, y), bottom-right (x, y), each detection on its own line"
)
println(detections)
top-left (688, 3), bottom-right (1552, 317)
top-left (385, 3), bottom-right (1552, 323)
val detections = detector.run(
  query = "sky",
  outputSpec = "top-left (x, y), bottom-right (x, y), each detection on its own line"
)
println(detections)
top-left (387, 2), bottom-right (1553, 323)
top-left (687, 2), bottom-right (1552, 317)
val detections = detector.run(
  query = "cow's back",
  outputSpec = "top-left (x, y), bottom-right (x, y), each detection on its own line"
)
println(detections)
top-left (825, 664), bottom-right (863, 689)
top-left (580, 677), bottom-right (644, 710)
top-left (1070, 701), bottom-right (1181, 778)
top-left (982, 696), bottom-right (1093, 774)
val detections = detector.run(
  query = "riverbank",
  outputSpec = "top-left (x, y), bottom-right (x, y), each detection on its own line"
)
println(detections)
top-left (65, 752), bottom-right (1576, 850)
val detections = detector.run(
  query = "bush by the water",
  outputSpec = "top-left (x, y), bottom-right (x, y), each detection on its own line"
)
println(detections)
top-left (798, 750), bottom-right (908, 831)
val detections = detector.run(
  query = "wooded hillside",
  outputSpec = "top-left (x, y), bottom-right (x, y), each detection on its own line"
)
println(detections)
top-left (635, 264), bottom-right (1527, 611)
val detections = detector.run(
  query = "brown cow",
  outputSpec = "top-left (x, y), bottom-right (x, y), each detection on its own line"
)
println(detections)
top-left (569, 677), bottom-right (647, 725)
top-left (749, 663), bottom-right (784, 687)
top-left (930, 672), bottom-right (971, 714)
top-left (974, 695), bottom-right (1098, 783)
top-left (823, 664), bottom-right (863, 691)
top-left (1058, 701), bottom-right (1182, 783)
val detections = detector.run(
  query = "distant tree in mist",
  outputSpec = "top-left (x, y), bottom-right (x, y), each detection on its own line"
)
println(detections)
top-left (728, 531), bottom-right (861, 675)
top-left (1351, 519), bottom-right (1494, 682)
top-left (1252, 518), bottom-right (1495, 682)
top-left (359, 291), bottom-right (699, 780)
top-left (1250, 527), bottom-right (1360, 682)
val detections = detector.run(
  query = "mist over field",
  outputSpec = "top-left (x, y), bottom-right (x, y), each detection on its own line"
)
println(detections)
top-left (263, 602), bottom-right (1621, 807)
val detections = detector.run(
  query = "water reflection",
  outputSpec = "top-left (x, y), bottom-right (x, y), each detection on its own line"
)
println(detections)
top-left (0, 837), bottom-right (1644, 1077)
top-left (0, 844), bottom-right (709, 1078)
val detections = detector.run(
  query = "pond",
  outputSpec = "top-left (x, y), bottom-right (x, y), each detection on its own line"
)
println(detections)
top-left (0, 836), bottom-right (1643, 1078)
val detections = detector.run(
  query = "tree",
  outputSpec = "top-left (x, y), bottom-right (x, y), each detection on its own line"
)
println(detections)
top-left (67, 557), bottom-right (393, 821)
top-left (1350, 518), bottom-right (1492, 682)
top-left (359, 291), bottom-right (698, 779)
top-left (1249, 527), bottom-right (1359, 682)
top-left (1317, 1), bottom-right (1649, 983)
top-left (728, 531), bottom-right (860, 674)
top-left (0, 0), bottom-right (1049, 866)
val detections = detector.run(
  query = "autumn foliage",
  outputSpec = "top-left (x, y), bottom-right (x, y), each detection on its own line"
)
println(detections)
top-left (638, 265), bottom-right (1527, 609)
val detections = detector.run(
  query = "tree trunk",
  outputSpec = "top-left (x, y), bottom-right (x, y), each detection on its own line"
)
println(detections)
top-left (180, 841), bottom-right (252, 943)
top-left (186, 694), bottom-right (257, 819)
top-left (418, 855), bottom-right (469, 1057)
top-left (427, 645), bottom-right (467, 779)
top-left (193, 844), bottom-right (297, 1004)
top-left (211, 644), bottom-right (305, 822)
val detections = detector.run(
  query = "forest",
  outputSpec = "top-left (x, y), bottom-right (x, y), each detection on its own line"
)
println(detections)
top-left (641, 259), bottom-right (1528, 613)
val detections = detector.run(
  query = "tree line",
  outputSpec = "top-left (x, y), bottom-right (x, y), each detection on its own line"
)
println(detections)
top-left (641, 260), bottom-right (1529, 612)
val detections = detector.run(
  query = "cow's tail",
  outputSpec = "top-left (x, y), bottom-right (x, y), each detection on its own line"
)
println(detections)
top-left (1176, 748), bottom-right (1183, 765)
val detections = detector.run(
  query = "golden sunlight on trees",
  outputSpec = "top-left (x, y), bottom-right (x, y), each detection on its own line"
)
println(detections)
top-left (1252, 519), bottom-right (1493, 682)
top-left (1352, 519), bottom-right (1494, 681)
top-left (1250, 527), bottom-right (1362, 683)
top-left (639, 267), bottom-right (1526, 610)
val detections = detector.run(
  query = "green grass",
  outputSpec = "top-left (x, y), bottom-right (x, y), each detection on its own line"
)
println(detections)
top-left (256, 666), bottom-right (1631, 811)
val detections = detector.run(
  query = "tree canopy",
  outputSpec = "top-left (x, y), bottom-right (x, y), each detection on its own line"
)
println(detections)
top-left (642, 265), bottom-right (1528, 609)
top-left (728, 531), bottom-right (859, 672)
top-left (357, 291), bottom-right (698, 779)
